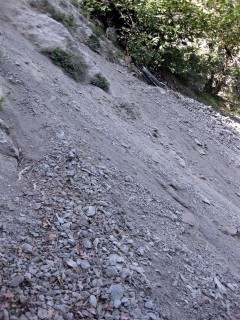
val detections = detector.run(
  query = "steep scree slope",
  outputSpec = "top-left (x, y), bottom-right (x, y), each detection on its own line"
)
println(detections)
top-left (0, 1), bottom-right (240, 320)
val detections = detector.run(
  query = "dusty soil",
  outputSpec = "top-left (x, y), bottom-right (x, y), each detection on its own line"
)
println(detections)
top-left (0, 1), bottom-right (240, 319)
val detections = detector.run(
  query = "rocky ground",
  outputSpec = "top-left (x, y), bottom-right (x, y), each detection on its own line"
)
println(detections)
top-left (0, 1), bottom-right (240, 319)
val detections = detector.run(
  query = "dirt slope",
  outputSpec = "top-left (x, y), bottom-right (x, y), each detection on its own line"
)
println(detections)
top-left (0, 1), bottom-right (240, 320)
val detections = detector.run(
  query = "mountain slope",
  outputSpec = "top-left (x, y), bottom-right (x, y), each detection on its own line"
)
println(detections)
top-left (0, 1), bottom-right (240, 319)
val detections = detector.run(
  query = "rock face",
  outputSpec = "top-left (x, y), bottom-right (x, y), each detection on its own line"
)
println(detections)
top-left (14, 11), bottom-right (74, 52)
top-left (0, 128), bottom-right (19, 159)
top-left (0, 118), bottom-right (18, 186)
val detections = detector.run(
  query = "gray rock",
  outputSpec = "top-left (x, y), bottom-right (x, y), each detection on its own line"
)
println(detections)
top-left (22, 243), bottom-right (33, 253)
top-left (214, 277), bottom-right (227, 294)
top-left (106, 266), bottom-right (118, 277)
top-left (110, 284), bottom-right (124, 302)
top-left (78, 259), bottom-right (91, 269)
top-left (113, 299), bottom-right (121, 308)
top-left (147, 313), bottom-right (158, 320)
top-left (108, 254), bottom-right (125, 266)
top-left (9, 274), bottom-right (24, 287)
top-left (121, 268), bottom-right (132, 279)
top-left (137, 247), bottom-right (145, 256)
top-left (19, 295), bottom-right (28, 304)
top-left (37, 308), bottom-right (48, 320)
top-left (66, 259), bottom-right (78, 268)
top-left (0, 130), bottom-right (19, 158)
top-left (227, 283), bottom-right (235, 291)
top-left (89, 295), bottom-right (97, 308)
top-left (85, 206), bottom-right (96, 217)
top-left (2, 309), bottom-right (9, 320)
top-left (106, 27), bottom-right (118, 44)
top-left (145, 300), bottom-right (154, 309)
top-left (221, 225), bottom-right (238, 236)
top-left (82, 238), bottom-right (92, 249)
top-left (0, 118), bottom-right (10, 134)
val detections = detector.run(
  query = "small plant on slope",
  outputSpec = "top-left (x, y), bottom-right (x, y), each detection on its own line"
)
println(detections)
top-left (90, 73), bottom-right (110, 91)
top-left (0, 96), bottom-right (5, 110)
top-left (44, 48), bottom-right (87, 82)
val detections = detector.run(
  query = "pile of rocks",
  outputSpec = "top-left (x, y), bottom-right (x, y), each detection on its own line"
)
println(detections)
top-left (0, 142), bottom-right (160, 320)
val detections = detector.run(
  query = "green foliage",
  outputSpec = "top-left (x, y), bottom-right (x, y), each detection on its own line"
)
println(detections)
top-left (0, 50), bottom-right (4, 65)
top-left (90, 73), bottom-right (110, 91)
top-left (52, 11), bottom-right (75, 28)
top-left (85, 0), bottom-right (240, 113)
top-left (92, 24), bottom-right (105, 37)
top-left (71, 0), bottom-right (79, 8)
top-left (45, 48), bottom-right (87, 82)
top-left (0, 96), bottom-right (5, 110)
top-left (86, 34), bottom-right (101, 52)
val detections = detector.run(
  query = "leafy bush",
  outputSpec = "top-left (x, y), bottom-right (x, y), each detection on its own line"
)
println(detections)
top-left (0, 96), bottom-right (5, 110)
top-left (71, 0), bottom-right (80, 8)
top-left (52, 11), bottom-right (75, 28)
top-left (90, 73), bottom-right (110, 91)
top-left (86, 34), bottom-right (101, 52)
top-left (85, 0), bottom-right (240, 113)
top-left (45, 48), bottom-right (87, 82)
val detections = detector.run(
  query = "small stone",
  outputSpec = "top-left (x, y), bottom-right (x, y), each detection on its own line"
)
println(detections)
top-left (121, 268), bottom-right (132, 279)
top-left (24, 273), bottom-right (32, 282)
top-left (85, 206), bottom-right (96, 217)
top-left (214, 277), bottom-right (227, 294)
top-left (95, 201), bottom-right (108, 207)
top-left (145, 300), bottom-right (154, 309)
top-left (124, 175), bottom-right (133, 183)
top-left (82, 238), bottom-right (92, 249)
top-left (34, 203), bottom-right (42, 210)
top-left (227, 283), bottom-right (235, 291)
top-left (113, 299), bottom-right (121, 308)
top-left (110, 284), bottom-right (124, 302)
top-left (221, 226), bottom-right (238, 236)
top-left (198, 148), bottom-right (206, 155)
top-left (181, 211), bottom-right (195, 226)
top-left (89, 295), bottom-right (97, 308)
top-left (121, 297), bottom-right (129, 305)
top-left (37, 308), bottom-right (48, 320)
top-left (2, 309), bottom-right (9, 320)
top-left (21, 243), bottom-right (33, 253)
top-left (66, 259), bottom-right (77, 268)
top-left (19, 295), bottom-right (28, 304)
top-left (147, 313), bottom-right (158, 320)
top-left (106, 266), bottom-right (118, 277)
top-left (0, 118), bottom-right (10, 134)
top-left (78, 259), bottom-right (91, 269)
top-left (9, 274), bottom-right (24, 287)
top-left (108, 254), bottom-right (125, 266)
top-left (137, 247), bottom-right (145, 256)
top-left (194, 138), bottom-right (203, 146)
top-left (201, 196), bottom-right (211, 205)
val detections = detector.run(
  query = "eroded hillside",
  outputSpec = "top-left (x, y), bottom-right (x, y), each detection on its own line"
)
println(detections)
top-left (0, 1), bottom-right (240, 319)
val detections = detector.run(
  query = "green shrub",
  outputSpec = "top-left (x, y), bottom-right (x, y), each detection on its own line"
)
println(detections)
top-left (90, 73), bottom-right (110, 91)
top-left (45, 48), bottom-right (87, 82)
top-left (85, 0), bottom-right (240, 113)
top-left (92, 24), bottom-right (104, 37)
top-left (0, 50), bottom-right (4, 65)
top-left (0, 96), bottom-right (5, 110)
top-left (86, 34), bottom-right (101, 52)
top-left (71, 0), bottom-right (80, 8)
top-left (52, 11), bottom-right (75, 28)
